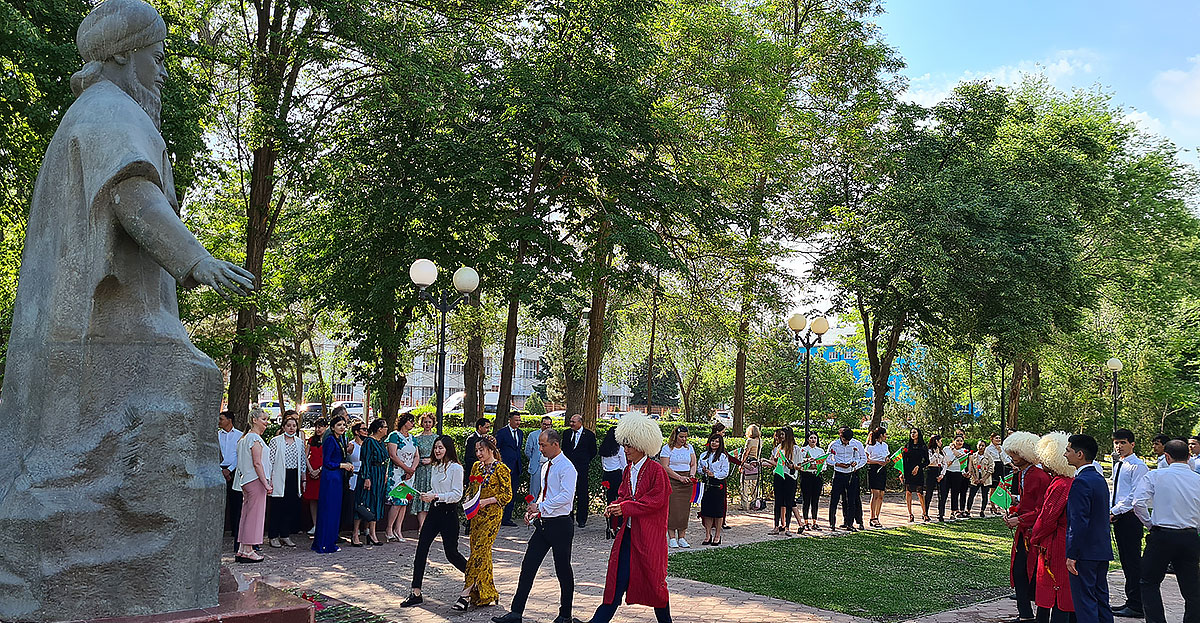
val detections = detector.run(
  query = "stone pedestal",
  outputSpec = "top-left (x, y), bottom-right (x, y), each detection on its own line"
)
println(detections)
top-left (61, 568), bottom-right (313, 623)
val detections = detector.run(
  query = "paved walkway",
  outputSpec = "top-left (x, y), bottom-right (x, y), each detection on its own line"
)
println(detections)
top-left (230, 496), bottom-right (1186, 623)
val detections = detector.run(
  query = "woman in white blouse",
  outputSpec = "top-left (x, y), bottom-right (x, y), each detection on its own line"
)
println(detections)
top-left (864, 427), bottom-right (890, 528)
top-left (234, 410), bottom-right (272, 563)
top-left (938, 434), bottom-right (968, 521)
top-left (401, 435), bottom-right (468, 608)
top-left (760, 427), bottom-right (805, 535)
top-left (922, 434), bottom-right (945, 522)
top-left (660, 426), bottom-right (697, 548)
top-left (698, 433), bottom-right (731, 545)
top-left (267, 413), bottom-right (305, 548)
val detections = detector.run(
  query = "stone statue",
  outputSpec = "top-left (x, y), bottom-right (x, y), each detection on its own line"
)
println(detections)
top-left (0, 1), bottom-right (254, 620)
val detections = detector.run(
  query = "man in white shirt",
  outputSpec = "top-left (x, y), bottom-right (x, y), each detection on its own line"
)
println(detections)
top-left (1151, 435), bottom-right (1170, 469)
top-left (1130, 439), bottom-right (1200, 623)
top-left (1108, 428), bottom-right (1150, 618)
top-left (526, 416), bottom-right (554, 502)
top-left (217, 410), bottom-right (243, 546)
top-left (494, 429), bottom-right (578, 623)
top-left (1190, 436), bottom-right (1200, 473)
top-left (827, 427), bottom-right (867, 531)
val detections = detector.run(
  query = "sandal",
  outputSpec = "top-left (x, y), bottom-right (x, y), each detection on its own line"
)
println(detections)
top-left (768, 527), bottom-right (783, 535)
top-left (870, 519), bottom-right (882, 528)
top-left (452, 596), bottom-right (470, 611)
top-left (235, 553), bottom-right (264, 563)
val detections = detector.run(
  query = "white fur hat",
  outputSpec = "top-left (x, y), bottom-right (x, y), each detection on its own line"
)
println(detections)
top-left (1002, 431), bottom-right (1040, 464)
top-left (615, 414), bottom-right (664, 457)
top-left (1037, 432), bottom-right (1072, 476)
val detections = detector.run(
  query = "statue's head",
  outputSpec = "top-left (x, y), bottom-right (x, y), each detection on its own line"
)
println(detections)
top-left (71, 0), bottom-right (168, 128)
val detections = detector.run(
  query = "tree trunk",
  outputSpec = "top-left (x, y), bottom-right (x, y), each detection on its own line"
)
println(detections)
top-left (267, 354), bottom-right (286, 418)
top-left (583, 225), bottom-right (612, 431)
top-left (563, 312), bottom-right (586, 422)
top-left (862, 299), bottom-right (906, 430)
top-left (1028, 359), bottom-right (1041, 402)
top-left (379, 308), bottom-right (409, 428)
top-left (1007, 357), bottom-right (1026, 431)
top-left (307, 336), bottom-right (327, 417)
top-left (464, 297), bottom-right (484, 426)
top-left (291, 336), bottom-right (305, 407)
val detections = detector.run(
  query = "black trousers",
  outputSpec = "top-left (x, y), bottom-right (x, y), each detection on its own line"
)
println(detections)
top-left (923, 467), bottom-right (942, 514)
top-left (829, 471), bottom-right (860, 526)
top-left (1014, 535), bottom-right (1038, 619)
top-left (225, 477), bottom-right (243, 542)
top-left (268, 469), bottom-right (302, 539)
top-left (573, 468), bottom-right (590, 527)
top-left (590, 523), bottom-right (671, 623)
top-left (503, 459), bottom-right (520, 524)
top-left (967, 483), bottom-right (986, 515)
top-left (938, 471), bottom-right (962, 518)
top-left (1112, 512), bottom-right (1144, 612)
top-left (774, 474), bottom-right (797, 528)
top-left (800, 472), bottom-right (821, 520)
top-left (957, 472), bottom-right (969, 510)
top-left (510, 516), bottom-right (575, 617)
top-left (1140, 526), bottom-right (1200, 623)
top-left (412, 504), bottom-right (467, 589)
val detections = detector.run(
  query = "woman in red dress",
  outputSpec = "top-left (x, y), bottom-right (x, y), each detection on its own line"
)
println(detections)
top-left (1030, 431), bottom-right (1075, 623)
top-left (302, 418), bottom-right (328, 535)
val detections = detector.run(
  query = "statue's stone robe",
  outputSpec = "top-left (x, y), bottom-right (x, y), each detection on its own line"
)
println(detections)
top-left (0, 80), bottom-right (224, 621)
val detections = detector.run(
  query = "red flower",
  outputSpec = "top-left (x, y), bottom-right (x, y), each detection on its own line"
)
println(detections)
top-left (601, 480), bottom-right (611, 489)
top-left (405, 493), bottom-right (413, 500)
top-left (524, 494), bottom-right (535, 503)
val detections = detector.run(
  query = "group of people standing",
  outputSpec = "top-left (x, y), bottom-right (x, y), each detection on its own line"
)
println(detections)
top-left (1003, 428), bottom-right (1200, 623)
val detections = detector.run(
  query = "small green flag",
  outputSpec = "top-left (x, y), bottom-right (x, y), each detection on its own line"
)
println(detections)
top-left (990, 485), bottom-right (1012, 510)
top-left (957, 450), bottom-right (972, 470)
top-left (889, 448), bottom-right (905, 474)
top-left (774, 454), bottom-right (788, 478)
top-left (800, 453), bottom-right (829, 474)
top-left (388, 482), bottom-right (421, 501)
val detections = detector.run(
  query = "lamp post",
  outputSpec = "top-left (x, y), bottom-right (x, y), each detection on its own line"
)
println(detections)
top-left (788, 313), bottom-right (830, 441)
top-left (1106, 357), bottom-right (1123, 433)
top-left (409, 259), bottom-right (480, 435)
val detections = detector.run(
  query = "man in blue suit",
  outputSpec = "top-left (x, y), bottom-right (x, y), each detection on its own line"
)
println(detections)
top-left (495, 413), bottom-right (525, 526)
top-left (1065, 434), bottom-right (1115, 623)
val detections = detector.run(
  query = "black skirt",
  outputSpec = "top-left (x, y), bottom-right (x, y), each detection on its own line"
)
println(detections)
top-left (868, 464), bottom-right (888, 491)
top-left (699, 477), bottom-right (727, 519)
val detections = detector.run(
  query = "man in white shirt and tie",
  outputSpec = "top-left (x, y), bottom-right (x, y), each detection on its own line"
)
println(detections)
top-left (1130, 439), bottom-right (1200, 623)
top-left (827, 427), bottom-right (867, 531)
top-left (494, 429), bottom-right (578, 623)
top-left (217, 410), bottom-right (243, 547)
top-left (1108, 428), bottom-right (1149, 618)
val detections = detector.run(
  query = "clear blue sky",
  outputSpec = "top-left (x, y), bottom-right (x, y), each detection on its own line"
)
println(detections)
top-left (871, 1), bottom-right (1200, 154)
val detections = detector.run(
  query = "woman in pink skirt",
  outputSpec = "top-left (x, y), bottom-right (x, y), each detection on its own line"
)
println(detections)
top-left (234, 410), bottom-right (273, 563)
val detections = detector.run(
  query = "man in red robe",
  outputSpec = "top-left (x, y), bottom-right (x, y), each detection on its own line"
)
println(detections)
top-left (583, 414), bottom-right (672, 623)
top-left (1004, 431), bottom-right (1050, 623)
top-left (1032, 432), bottom-right (1076, 623)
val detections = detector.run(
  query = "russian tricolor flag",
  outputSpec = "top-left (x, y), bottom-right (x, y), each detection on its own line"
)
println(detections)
top-left (463, 489), bottom-right (482, 520)
top-left (691, 480), bottom-right (703, 504)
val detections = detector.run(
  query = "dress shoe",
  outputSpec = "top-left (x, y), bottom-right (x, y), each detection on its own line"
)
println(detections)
top-left (1112, 607), bottom-right (1143, 618)
top-left (281, 537), bottom-right (296, 547)
top-left (491, 612), bottom-right (522, 623)
top-left (399, 593), bottom-right (423, 608)
top-left (269, 538), bottom-right (282, 548)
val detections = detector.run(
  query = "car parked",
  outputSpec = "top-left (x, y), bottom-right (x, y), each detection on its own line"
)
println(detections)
top-left (712, 410), bottom-right (733, 428)
top-left (297, 402), bottom-right (325, 425)
top-left (331, 400), bottom-right (366, 418)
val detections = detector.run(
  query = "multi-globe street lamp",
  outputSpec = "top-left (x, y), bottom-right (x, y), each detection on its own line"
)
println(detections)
top-left (1106, 357), bottom-right (1123, 433)
top-left (409, 259), bottom-right (479, 435)
top-left (787, 313), bottom-right (830, 440)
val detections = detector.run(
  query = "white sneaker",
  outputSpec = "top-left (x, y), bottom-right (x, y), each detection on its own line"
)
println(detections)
top-left (668, 538), bottom-right (678, 548)
top-left (678, 538), bottom-right (690, 548)
top-left (307, 527), bottom-right (316, 536)
top-left (269, 538), bottom-right (282, 548)
top-left (281, 537), bottom-right (296, 547)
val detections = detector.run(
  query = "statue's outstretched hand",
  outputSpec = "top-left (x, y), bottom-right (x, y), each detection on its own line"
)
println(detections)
top-left (192, 257), bottom-right (255, 298)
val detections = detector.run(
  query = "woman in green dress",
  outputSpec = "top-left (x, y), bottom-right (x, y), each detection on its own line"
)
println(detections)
top-left (455, 434), bottom-right (511, 611)
top-left (352, 418), bottom-right (391, 546)
top-left (410, 413), bottom-right (439, 529)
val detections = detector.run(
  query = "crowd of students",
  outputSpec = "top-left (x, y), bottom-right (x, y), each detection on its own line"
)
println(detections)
top-left (218, 409), bottom-right (1200, 623)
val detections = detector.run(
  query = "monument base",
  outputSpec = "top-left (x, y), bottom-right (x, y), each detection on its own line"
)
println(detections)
top-left (67, 568), bottom-right (313, 623)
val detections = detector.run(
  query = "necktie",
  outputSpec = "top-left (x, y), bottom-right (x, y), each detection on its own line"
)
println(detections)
top-left (538, 459), bottom-right (552, 504)
top-left (1112, 459), bottom-right (1122, 506)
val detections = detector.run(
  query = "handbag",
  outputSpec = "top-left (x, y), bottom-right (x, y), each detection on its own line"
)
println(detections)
top-left (354, 502), bottom-right (376, 522)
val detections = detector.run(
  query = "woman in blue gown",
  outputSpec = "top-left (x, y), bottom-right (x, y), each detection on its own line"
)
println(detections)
top-left (313, 415), bottom-right (353, 553)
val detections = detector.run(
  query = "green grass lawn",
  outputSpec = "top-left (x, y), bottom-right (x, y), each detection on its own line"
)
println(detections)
top-left (667, 519), bottom-right (1017, 622)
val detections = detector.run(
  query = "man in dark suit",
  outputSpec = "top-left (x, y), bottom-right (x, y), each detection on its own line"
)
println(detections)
top-left (1065, 434), bottom-right (1115, 623)
top-left (495, 413), bottom-right (524, 526)
top-left (562, 413), bottom-right (597, 528)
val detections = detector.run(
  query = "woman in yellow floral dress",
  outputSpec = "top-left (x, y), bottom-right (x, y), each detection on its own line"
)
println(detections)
top-left (454, 434), bottom-right (511, 611)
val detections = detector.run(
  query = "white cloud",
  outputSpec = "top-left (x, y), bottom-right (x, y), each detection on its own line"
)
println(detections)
top-left (1123, 110), bottom-right (1166, 136)
top-left (899, 49), bottom-right (1101, 106)
top-left (1152, 55), bottom-right (1200, 117)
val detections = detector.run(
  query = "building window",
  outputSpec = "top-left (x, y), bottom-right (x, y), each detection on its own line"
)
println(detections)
top-left (449, 354), bottom-right (464, 375)
top-left (607, 395), bottom-right (621, 408)
top-left (417, 386), bottom-right (435, 403)
top-left (332, 383), bottom-right (354, 402)
top-left (484, 357), bottom-right (495, 378)
top-left (521, 359), bottom-right (538, 379)
top-left (420, 356), bottom-right (436, 373)
top-left (521, 334), bottom-right (541, 349)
